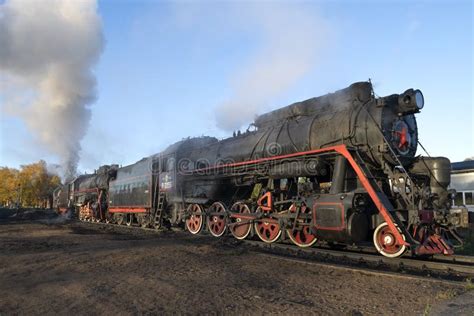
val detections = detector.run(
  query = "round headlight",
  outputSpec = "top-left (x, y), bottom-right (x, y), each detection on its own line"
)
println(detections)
top-left (415, 90), bottom-right (424, 109)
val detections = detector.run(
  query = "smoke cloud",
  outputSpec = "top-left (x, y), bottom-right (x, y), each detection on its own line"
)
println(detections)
top-left (0, 0), bottom-right (103, 180)
top-left (215, 4), bottom-right (328, 131)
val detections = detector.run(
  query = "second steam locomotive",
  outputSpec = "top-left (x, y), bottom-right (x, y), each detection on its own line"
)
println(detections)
top-left (54, 82), bottom-right (469, 258)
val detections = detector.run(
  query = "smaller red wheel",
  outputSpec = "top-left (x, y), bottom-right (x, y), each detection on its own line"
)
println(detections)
top-left (373, 222), bottom-right (407, 258)
top-left (254, 208), bottom-right (281, 243)
top-left (186, 204), bottom-right (204, 234)
top-left (229, 202), bottom-right (252, 240)
top-left (207, 202), bottom-right (227, 237)
top-left (115, 213), bottom-right (125, 225)
top-left (138, 214), bottom-right (149, 228)
top-left (286, 204), bottom-right (317, 248)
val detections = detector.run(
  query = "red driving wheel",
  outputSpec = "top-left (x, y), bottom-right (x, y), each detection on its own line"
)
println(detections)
top-left (254, 207), bottom-right (281, 243)
top-left (207, 202), bottom-right (227, 237)
top-left (286, 203), bottom-right (317, 248)
top-left (186, 204), bottom-right (204, 234)
top-left (229, 202), bottom-right (252, 240)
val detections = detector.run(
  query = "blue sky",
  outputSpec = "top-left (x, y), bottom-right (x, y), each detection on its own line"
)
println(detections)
top-left (1, 0), bottom-right (473, 172)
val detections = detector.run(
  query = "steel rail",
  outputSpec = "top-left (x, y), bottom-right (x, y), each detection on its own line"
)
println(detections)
top-left (310, 242), bottom-right (474, 267)
top-left (240, 239), bottom-right (474, 276)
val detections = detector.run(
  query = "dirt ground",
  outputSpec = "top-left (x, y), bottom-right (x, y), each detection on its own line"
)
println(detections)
top-left (0, 213), bottom-right (470, 315)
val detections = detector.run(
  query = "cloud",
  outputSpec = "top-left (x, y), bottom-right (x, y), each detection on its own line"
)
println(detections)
top-left (213, 3), bottom-right (330, 131)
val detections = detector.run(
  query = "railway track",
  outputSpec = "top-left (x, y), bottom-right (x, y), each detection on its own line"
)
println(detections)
top-left (76, 219), bottom-right (474, 281)
top-left (240, 240), bottom-right (474, 280)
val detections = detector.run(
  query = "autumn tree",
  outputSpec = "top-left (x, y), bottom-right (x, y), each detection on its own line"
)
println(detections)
top-left (0, 167), bottom-right (20, 207)
top-left (0, 160), bottom-right (61, 208)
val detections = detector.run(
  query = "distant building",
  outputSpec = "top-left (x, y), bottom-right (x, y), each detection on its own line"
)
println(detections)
top-left (450, 160), bottom-right (474, 212)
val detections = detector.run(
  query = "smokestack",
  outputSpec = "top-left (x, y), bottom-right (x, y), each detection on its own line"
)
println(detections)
top-left (0, 0), bottom-right (103, 180)
top-left (215, 3), bottom-right (328, 131)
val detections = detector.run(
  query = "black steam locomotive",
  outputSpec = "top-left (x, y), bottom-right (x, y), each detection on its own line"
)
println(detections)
top-left (54, 82), bottom-right (469, 258)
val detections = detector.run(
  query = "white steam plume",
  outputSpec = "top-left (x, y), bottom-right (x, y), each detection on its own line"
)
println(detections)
top-left (0, 0), bottom-right (103, 180)
top-left (215, 4), bottom-right (328, 131)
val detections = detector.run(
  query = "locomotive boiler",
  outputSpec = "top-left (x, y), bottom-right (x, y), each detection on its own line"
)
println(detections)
top-left (58, 81), bottom-right (469, 258)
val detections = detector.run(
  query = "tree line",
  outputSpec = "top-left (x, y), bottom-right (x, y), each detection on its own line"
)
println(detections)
top-left (0, 160), bottom-right (61, 209)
